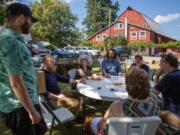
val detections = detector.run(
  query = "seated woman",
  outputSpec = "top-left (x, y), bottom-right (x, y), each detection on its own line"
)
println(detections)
top-left (102, 48), bottom-right (121, 77)
top-left (91, 67), bottom-right (160, 135)
top-left (76, 54), bottom-right (102, 80)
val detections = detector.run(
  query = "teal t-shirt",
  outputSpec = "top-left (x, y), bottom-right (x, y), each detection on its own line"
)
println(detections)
top-left (0, 28), bottom-right (38, 113)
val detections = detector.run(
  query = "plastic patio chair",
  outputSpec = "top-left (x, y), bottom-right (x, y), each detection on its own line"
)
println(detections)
top-left (36, 70), bottom-right (75, 135)
top-left (107, 117), bottom-right (161, 135)
top-left (68, 69), bottom-right (77, 79)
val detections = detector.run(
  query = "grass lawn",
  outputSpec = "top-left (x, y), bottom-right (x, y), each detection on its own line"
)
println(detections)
top-left (0, 58), bottom-right (109, 135)
top-left (0, 82), bottom-right (110, 135)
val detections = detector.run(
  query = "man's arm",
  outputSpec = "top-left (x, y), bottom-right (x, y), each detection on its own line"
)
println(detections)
top-left (101, 60), bottom-right (111, 77)
top-left (56, 73), bottom-right (69, 83)
top-left (9, 74), bottom-right (41, 124)
top-left (117, 61), bottom-right (121, 75)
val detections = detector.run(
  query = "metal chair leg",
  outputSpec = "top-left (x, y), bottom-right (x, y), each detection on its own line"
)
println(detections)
top-left (49, 117), bottom-right (55, 135)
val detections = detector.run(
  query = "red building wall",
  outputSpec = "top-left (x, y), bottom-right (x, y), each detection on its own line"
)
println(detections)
top-left (118, 7), bottom-right (150, 29)
top-left (128, 25), bottom-right (151, 42)
top-left (89, 7), bottom-right (175, 46)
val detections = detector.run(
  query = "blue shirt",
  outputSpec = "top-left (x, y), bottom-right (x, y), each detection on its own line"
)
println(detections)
top-left (43, 69), bottom-right (69, 97)
top-left (102, 58), bottom-right (121, 75)
top-left (155, 69), bottom-right (180, 117)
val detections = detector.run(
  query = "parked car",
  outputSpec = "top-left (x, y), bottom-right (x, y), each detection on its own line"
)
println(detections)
top-left (51, 48), bottom-right (73, 59)
top-left (115, 46), bottom-right (131, 57)
top-left (81, 47), bottom-right (100, 58)
top-left (64, 46), bottom-right (79, 57)
top-left (27, 45), bottom-right (39, 57)
top-left (32, 43), bottom-right (51, 57)
top-left (74, 47), bottom-right (91, 56)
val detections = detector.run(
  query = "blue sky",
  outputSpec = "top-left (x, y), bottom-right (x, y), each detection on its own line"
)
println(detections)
top-left (21, 0), bottom-right (180, 40)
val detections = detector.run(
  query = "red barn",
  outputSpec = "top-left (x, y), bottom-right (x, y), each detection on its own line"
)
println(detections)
top-left (88, 7), bottom-right (176, 54)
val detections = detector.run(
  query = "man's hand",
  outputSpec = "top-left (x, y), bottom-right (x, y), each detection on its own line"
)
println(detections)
top-left (80, 78), bottom-right (87, 84)
top-left (57, 94), bottom-right (65, 99)
top-left (29, 109), bottom-right (41, 124)
top-left (9, 74), bottom-right (42, 125)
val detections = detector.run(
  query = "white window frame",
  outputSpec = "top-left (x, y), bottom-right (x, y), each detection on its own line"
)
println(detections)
top-left (96, 35), bottom-right (101, 41)
top-left (130, 31), bottom-right (137, 39)
top-left (114, 22), bottom-right (124, 29)
top-left (139, 31), bottom-right (146, 39)
top-left (114, 33), bottom-right (122, 37)
top-left (102, 34), bottom-right (108, 40)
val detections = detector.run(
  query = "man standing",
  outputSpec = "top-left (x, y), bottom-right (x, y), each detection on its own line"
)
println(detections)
top-left (132, 55), bottom-right (149, 74)
top-left (0, 3), bottom-right (47, 135)
top-left (152, 53), bottom-right (180, 117)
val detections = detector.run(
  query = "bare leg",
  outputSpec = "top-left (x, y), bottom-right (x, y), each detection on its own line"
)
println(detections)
top-left (100, 101), bottom-right (124, 129)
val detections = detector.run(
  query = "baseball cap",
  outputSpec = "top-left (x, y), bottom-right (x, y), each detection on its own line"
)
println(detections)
top-left (6, 2), bottom-right (38, 23)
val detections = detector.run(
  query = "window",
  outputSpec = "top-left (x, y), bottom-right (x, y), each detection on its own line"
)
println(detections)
top-left (130, 31), bottom-right (137, 39)
top-left (114, 23), bottom-right (124, 29)
top-left (114, 33), bottom-right (122, 37)
top-left (102, 34), bottom-right (107, 40)
top-left (139, 31), bottom-right (146, 39)
top-left (96, 35), bottom-right (101, 41)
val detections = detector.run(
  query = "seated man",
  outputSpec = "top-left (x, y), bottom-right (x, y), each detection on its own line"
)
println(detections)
top-left (42, 55), bottom-right (81, 116)
top-left (132, 55), bottom-right (149, 74)
top-left (102, 48), bottom-right (121, 77)
top-left (152, 53), bottom-right (180, 118)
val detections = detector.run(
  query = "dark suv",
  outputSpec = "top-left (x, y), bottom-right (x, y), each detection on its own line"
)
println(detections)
top-left (115, 46), bottom-right (131, 57)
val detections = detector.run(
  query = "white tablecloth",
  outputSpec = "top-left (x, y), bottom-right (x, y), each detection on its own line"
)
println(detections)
top-left (77, 76), bottom-right (128, 101)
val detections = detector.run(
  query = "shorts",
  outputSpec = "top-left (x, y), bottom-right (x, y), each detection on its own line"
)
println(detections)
top-left (1, 104), bottom-right (47, 135)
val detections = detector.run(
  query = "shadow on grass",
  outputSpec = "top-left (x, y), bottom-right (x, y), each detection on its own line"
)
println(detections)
top-left (0, 82), bottom-right (111, 135)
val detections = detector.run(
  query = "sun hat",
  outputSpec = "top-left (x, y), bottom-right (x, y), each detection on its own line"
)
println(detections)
top-left (78, 54), bottom-right (92, 65)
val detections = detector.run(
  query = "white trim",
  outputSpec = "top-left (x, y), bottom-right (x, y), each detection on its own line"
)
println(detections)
top-left (139, 31), bottom-right (146, 39)
top-left (96, 35), bottom-right (102, 41)
top-left (114, 22), bottom-right (124, 29)
top-left (102, 34), bottom-right (108, 40)
top-left (130, 31), bottom-right (137, 39)
top-left (114, 33), bottom-right (122, 37)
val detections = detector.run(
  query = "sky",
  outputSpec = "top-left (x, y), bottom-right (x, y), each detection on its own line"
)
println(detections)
top-left (20, 0), bottom-right (180, 40)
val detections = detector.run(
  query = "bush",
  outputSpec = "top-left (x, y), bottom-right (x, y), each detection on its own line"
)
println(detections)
top-left (103, 37), bottom-right (127, 48)
top-left (46, 44), bottom-right (57, 50)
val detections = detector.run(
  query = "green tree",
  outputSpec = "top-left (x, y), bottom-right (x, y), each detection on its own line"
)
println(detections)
top-left (0, 4), bottom-right (5, 25)
top-left (128, 41), bottom-right (153, 49)
top-left (156, 41), bottom-right (180, 49)
top-left (0, 0), bottom-right (3, 5)
top-left (83, 0), bottom-right (119, 37)
top-left (31, 0), bottom-right (79, 47)
top-left (103, 37), bottom-right (127, 48)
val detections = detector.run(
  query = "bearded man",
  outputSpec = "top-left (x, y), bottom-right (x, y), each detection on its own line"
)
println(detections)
top-left (0, 3), bottom-right (47, 135)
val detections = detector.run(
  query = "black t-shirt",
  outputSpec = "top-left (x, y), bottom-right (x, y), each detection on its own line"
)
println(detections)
top-left (155, 69), bottom-right (180, 117)
top-left (131, 63), bottom-right (149, 74)
top-left (43, 69), bottom-right (69, 96)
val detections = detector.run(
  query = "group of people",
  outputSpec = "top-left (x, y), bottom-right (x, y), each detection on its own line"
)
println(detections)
top-left (90, 53), bottom-right (180, 135)
top-left (0, 2), bottom-right (179, 135)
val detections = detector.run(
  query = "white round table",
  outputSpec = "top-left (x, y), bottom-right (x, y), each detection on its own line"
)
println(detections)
top-left (77, 76), bottom-right (129, 102)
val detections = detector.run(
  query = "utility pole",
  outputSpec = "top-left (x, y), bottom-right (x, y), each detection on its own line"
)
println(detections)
top-left (108, 8), bottom-right (112, 47)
